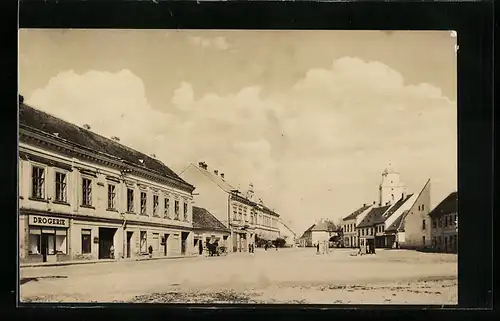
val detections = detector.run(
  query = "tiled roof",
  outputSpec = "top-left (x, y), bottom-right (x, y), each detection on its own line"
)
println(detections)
top-left (19, 103), bottom-right (190, 186)
top-left (429, 191), bottom-right (458, 218)
top-left (386, 210), bottom-right (409, 232)
top-left (357, 205), bottom-right (390, 228)
top-left (342, 204), bottom-right (372, 221)
top-left (374, 194), bottom-right (414, 224)
top-left (187, 164), bottom-right (236, 193)
top-left (299, 224), bottom-right (316, 239)
top-left (311, 220), bottom-right (329, 232)
top-left (192, 206), bottom-right (230, 232)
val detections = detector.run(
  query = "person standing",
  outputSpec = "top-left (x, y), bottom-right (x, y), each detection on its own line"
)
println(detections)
top-left (148, 245), bottom-right (153, 258)
top-left (316, 242), bottom-right (320, 254)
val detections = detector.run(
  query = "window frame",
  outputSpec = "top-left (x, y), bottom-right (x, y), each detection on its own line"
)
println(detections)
top-left (81, 177), bottom-right (93, 207)
top-left (127, 188), bottom-right (135, 213)
top-left (107, 183), bottom-right (117, 210)
top-left (54, 170), bottom-right (68, 203)
top-left (31, 164), bottom-right (46, 200)
top-left (183, 201), bottom-right (188, 221)
top-left (81, 229), bottom-right (92, 254)
top-left (140, 191), bottom-right (147, 215)
top-left (153, 194), bottom-right (159, 217)
top-left (174, 199), bottom-right (180, 220)
top-left (164, 196), bottom-right (170, 218)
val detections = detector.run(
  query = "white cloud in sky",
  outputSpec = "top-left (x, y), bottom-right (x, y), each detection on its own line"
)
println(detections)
top-left (26, 57), bottom-right (456, 233)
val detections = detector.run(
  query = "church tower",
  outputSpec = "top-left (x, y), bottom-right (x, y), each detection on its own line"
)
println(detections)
top-left (379, 162), bottom-right (407, 206)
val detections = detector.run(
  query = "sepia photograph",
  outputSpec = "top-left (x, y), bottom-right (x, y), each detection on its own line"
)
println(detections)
top-left (18, 29), bottom-right (458, 305)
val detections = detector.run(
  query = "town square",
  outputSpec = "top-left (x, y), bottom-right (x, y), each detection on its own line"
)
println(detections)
top-left (18, 29), bottom-right (457, 305)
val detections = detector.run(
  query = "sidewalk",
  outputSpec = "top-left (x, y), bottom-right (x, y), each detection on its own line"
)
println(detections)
top-left (20, 253), bottom-right (200, 268)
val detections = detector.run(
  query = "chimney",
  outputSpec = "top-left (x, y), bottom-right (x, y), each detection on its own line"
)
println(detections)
top-left (373, 201), bottom-right (376, 205)
top-left (111, 136), bottom-right (120, 142)
top-left (198, 162), bottom-right (204, 168)
top-left (83, 124), bottom-right (91, 130)
top-left (214, 170), bottom-right (218, 175)
top-left (363, 203), bottom-right (366, 207)
top-left (220, 173), bottom-right (225, 179)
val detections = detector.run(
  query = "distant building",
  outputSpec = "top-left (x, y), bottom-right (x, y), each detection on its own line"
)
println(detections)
top-left (298, 224), bottom-right (315, 247)
top-left (278, 219), bottom-right (296, 247)
top-left (429, 192), bottom-right (458, 253)
top-left (311, 219), bottom-right (330, 246)
top-left (341, 204), bottom-right (373, 248)
top-left (179, 163), bottom-right (280, 252)
top-left (192, 206), bottom-right (230, 254)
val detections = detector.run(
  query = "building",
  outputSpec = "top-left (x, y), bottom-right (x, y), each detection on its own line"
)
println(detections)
top-left (192, 206), bottom-right (231, 254)
top-left (277, 219), bottom-right (296, 247)
top-left (298, 224), bottom-right (315, 247)
top-left (357, 205), bottom-right (391, 252)
top-left (19, 99), bottom-right (196, 264)
top-left (179, 162), bottom-right (280, 252)
top-left (429, 192), bottom-right (458, 253)
top-left (311, 219), bottom-right (330, 246)
top-left (341, 204), bottom-right (373, 248)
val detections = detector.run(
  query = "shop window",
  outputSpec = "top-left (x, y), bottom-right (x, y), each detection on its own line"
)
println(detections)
top-left (140, 192), bottom-right (147, 215)
top-left (153, 233), bottom-right (159, 251)
top-left (82, 178), bottom-right (92, 206)
top-left (140, 231), bottom-right (147, 253)
top-left (28, 227), bottom-right (41, 254)
top-left (164, 197), bottom-right (170, 218)
top-left (127, 188), bottom-right (135, 213)
top-left (82, 229), bottom-right (92, 254)
top-left (55, 229), bottom-right (67, 254)
top-left (55, 172), bottom-right (67, 203)
top-left (108, 184), bottom-right (116, 209)
top-left (174, 200), bottom-right (180, 220)
top-left (31, 165), bottom-right (45, 199)
top-left (153, 195), bottom-right (159, 217)
top-left (183, 202), bottom-right (188, 221)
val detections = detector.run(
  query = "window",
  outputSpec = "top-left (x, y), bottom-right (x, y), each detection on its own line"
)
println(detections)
top-left (422, 204), bottom-right (425, 211)
top-left (82, 178), bottom-right (92, 206)
top-left (108, 184), bottom-right (116, 209)
top-left (81, 229), bottom-right (92, 254)
top-left (422, 236), bottom-right (426, 245)
top-left (174, 200), bottom-right (179, 219)
top-left (382, 225), bottom-right (385, 232)
top-left (438, 217), bottom-right (443, 228)
top-left (418, 205), bottom-right (421, 211)
top-left (164, 197), bottom-right (170, 218)
top-left (422, 219), bottom-right (426, 230)
top-left (444, 216), bottom-right (448, 227)
top-left (454, 214), bottom-right (457, 226)
top-left (31, 166), bottom-right (45, 199)
top-left (140, 191), bottom-right (147, 215)
top-left (127, 188), bottom-right (135, 212)
top-left (153, 195), bottom-right (159, 216)
top-left (183, 202), bottom-right (188, 220)
top-left (432, 237), bottom-right (436, 247)
top-left (55, 172), bottom-right (67, 202)
top-left (432, 218), bottom-right (437, 228)
top-left (140, 231), bottom-right (147, 253)
top-left (233, 205), bottom-right (238, 220)
top-left (28, 227), bottom-right (41, 254)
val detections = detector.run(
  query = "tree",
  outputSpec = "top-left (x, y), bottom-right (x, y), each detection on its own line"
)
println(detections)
top-left (274, 237), bottom-right (286, 248)
top-left (325, 219), bottom-right (338, 233)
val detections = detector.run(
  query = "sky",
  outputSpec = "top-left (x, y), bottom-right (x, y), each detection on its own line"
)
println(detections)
top-left (18, 29), bottom-right (457, 234)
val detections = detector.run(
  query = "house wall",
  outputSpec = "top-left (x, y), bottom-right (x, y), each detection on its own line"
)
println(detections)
top-left (341, 218), bottom-right (358, 247)
top-left (400, 180), bottom-right (431, 249)
top-left (430, 212), bottom-right (458, 253)
top-left (19, 142), bottom-right (194, 263)
top-left (278, 220), bottom-right (296, 247)
top-left (311, 230), bottom-right (329, 246)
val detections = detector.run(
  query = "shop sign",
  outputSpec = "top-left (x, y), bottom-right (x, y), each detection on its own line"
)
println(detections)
top-left (29, 215), bottom-right (69, 227)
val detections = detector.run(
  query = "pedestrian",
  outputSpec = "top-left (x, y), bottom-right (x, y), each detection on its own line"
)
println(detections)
top-left (109, 245), bottom-right (115, 259)
top-left (148, 245), bottom-right (153, 258)
top-left (316, 242), bottom-right (320, 254)
top-left (264, 243), bottom-right (268, 251)
top-left (198, 240), bottom-right (203, 255)
top-left (248, 243), bottom-right (251, 253)
top-left (252, 244), bottom-right (255, 253)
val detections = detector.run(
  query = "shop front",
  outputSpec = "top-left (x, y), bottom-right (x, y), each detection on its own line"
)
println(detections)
top-left (26, 214), bottom-right (70, 263)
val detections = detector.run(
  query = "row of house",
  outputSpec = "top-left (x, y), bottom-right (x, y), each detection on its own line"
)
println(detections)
top-left (18, 97), bottom-right (295, 264)
top-left (337, 166), bottom-right (457, 253)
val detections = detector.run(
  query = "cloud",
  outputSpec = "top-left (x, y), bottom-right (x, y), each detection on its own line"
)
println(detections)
top-left (26, 57), bottom-right (456, 233)
top-left (186, 35), bottom-right (230, 50)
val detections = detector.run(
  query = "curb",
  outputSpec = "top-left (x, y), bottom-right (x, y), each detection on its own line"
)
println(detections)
top-left (20, 254), bottom-right (200, 268)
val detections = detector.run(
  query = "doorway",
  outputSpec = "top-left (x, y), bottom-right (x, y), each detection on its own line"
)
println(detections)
top-left (181, 232), bottom-right (189, 255)
top-left (163, 233), bottom-right (169, 256)
top-left (98, 227), bottom-right (117, 259)
top-left (41, 234), bottom-right (49, 262)
top-left (126, 232), bottom-right (133, 258)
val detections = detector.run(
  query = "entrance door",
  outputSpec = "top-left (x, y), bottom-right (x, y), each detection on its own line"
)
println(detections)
top-left (99, 228), bottom-right (116, 259)
top-left (126, 232), bottom-right (133, 258)
top-left (41, 234), bottom-right (49, 262)
top-left (181, 232), bottom-right (188, 255)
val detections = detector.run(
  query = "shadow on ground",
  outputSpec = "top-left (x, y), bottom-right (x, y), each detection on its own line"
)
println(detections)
top-left (20, 275), bottom-right (68, 285)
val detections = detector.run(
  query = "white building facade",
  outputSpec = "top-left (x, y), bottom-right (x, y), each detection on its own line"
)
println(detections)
top-left (19, 101), bottom-right (196, 264)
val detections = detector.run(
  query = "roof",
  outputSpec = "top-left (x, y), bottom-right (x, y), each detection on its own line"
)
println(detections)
top-left (299, 224), bottom-right (316, 239)
top-left (385, 211), bottom-right (407, 232)
top-left (342, 204), bottom-right (372, 221)
top-left (192, 206), bottom-right (230, 232)
top-left (374, 194), bottom-right (414, 224)
top-left (357, 205), bottom-right (390, 228)
top-left (311, 220), bottom-right (329, 232)
top-left (19, 102), bottom-right (191, 187)
top-left (429, 191), bottom-right (458, 218)
top-left (183, 163), bottom-right (236, 193)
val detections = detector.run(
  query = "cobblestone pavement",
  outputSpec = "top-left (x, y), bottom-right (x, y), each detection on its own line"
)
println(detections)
top-left (20, 248), bottom-right (458, 304)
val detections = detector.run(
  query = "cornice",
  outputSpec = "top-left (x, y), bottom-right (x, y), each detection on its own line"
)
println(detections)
top-left (19, 127), bottom-right (194, 193)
